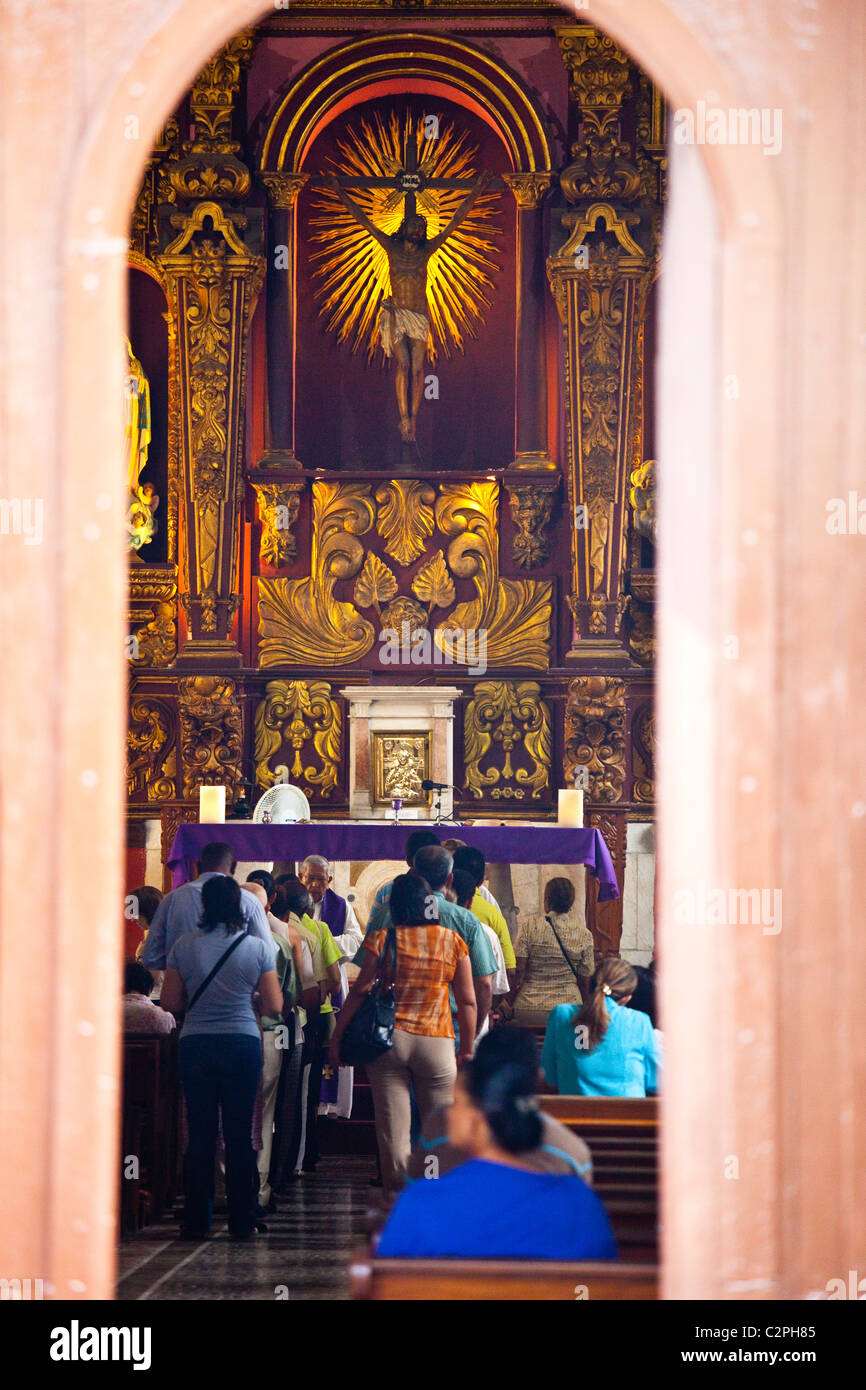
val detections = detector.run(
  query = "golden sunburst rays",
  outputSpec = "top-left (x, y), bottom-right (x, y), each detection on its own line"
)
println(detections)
top-left (307, 110), bottom-right (503, 363)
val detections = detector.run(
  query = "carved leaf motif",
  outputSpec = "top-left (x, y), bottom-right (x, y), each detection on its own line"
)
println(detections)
top-left (411, 549), bottom-right (455, 611)
top-left (375, 480), bottom-right (436, 567)
top-left (353, 551), bottom-right (398, 610)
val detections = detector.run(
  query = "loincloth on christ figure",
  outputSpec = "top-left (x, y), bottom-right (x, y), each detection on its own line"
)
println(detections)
top-left (378, 302), bottom-right (430, 358)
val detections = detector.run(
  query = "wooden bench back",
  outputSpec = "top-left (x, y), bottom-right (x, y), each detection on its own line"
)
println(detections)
top-left (121, 1033), bottom-right (181, 1231)
top-left (539, 1094), bottom-right (658, 1128)
top-left (351, 1253), bottom-right (658, 1301)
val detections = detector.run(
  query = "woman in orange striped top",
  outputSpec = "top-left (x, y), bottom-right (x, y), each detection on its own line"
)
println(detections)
top-left (330, 872), bottom-right (477, 1192)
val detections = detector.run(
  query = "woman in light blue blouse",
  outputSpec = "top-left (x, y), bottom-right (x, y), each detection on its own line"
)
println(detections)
top-left (541, 957), bottom-right (660, 1098)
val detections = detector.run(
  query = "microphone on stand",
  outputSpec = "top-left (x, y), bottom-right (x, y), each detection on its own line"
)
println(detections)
top-left (421, 779), bottom-right (452, 793)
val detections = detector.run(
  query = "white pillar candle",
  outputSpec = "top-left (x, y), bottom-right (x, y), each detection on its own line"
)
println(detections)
top-left (199, 785), bottom-right (226, 823)
top-left (557, 788), bottom-right (584, 827)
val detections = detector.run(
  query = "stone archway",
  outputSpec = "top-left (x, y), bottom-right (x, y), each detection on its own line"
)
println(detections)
top-left (350, 860), bottom-right (406, 929)
top-left (6, 0), bottom-right (862, 1305)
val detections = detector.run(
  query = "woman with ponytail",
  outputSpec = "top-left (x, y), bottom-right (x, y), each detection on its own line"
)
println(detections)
top-left (541, 956), bottom-right (660, 1097)
top-left (377, 1027), bottom-right (617, 1260)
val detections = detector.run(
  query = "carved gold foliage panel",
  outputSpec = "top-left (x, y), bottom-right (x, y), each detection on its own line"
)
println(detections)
top-left (254, 680), bottom-right (342, 800)
top-left (257, 481), bottom-right (376, 666)
top-left (178, 675), bottom-right (244, 798)
top-left (435, 482), bottom-right (552, 670)
top-left (257, 480), bottom-right (551, 669)
top-left (128, 697), bottom-right (176, 801)
top-left (564, 676), bottom-right (626, 804)
top-left (464, 682), bottom-right (551, 803)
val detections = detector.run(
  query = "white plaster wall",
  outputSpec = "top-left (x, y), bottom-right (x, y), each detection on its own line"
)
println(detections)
top-left (620, 820), bottom-right (656, 967)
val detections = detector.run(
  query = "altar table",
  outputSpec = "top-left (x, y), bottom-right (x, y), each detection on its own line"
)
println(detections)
top-left (166, 822), bottom-right (620, 901)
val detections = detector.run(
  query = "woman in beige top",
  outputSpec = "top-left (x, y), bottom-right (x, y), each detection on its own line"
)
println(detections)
top-left (506, 878), bottom-right (595, 1027)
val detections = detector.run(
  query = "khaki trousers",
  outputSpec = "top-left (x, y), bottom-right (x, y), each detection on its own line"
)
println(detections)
top-left (256, 1028), bottom-right (284, 1206)
top-left (366, 1028), bottom-right (457, 1192)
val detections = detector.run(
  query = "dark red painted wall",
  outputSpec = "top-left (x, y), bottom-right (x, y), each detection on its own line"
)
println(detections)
top-left (293, 93), bottom-right (517, 472)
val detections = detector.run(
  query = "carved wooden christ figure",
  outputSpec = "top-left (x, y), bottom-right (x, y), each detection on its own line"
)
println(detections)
top-left (326, 171), bottom-right (492, 443)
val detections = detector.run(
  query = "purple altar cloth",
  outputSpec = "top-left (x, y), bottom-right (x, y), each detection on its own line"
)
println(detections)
top-left (166, 822), bottom-right (619, 902)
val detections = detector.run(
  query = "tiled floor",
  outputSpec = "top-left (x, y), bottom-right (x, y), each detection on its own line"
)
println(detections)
top-left (116, 1155), bottom-right (378, 1301)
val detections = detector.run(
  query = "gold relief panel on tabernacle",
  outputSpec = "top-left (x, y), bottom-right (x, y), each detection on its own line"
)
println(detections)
top-left (371, 732), bottom-right (431, 808)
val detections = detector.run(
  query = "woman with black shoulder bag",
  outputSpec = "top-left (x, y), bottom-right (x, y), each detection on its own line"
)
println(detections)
top-left (329, 871), bottom-right (476, 1194)
top-left (505, 877), bottom-right (595, 1028)
top-left (160, 875), bottom-right (282, 1240)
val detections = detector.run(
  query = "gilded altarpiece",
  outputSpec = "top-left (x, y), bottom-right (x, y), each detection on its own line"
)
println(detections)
top-left (124, 18), bottom-right (659, 954)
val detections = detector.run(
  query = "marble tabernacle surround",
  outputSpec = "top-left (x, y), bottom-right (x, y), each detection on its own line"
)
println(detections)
top-left (339, 685), bottom-right (462, 821)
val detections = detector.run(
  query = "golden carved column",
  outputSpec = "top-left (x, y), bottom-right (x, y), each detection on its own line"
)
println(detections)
top-left (156, 32), bottom-right (265, 664)
top-left (259, 173), bottom-right (309, 471)
top-left (548, 28), bottom-right (658, 659)
top-left (158, 207), bottom-right (264, 663)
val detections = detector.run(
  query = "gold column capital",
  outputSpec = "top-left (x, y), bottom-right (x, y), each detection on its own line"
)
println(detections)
top-left (261, 172), bottom-right (310, 211)
top-left (555, 26), bottom-right (632, 110)
top-left (502, 171), bottom-right (555, 210)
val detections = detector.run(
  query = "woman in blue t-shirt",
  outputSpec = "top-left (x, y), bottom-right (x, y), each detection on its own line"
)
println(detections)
top-left (161, 876), bottom-right (282, 1240)
top-left (542, 956), bottom-right (660, 1098)
top-left (376, 1027), bottom-right (617, 1261)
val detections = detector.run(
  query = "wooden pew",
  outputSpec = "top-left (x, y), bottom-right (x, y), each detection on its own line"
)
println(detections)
top-left (351, 1252), bottom-right (658, 1301)
top-left (540, 1094), bottom-right (658, 1127)
top-left (538, 1095), bottom-right (659, 1260)
top-left (121, 1033), bottom-right (181, 1230)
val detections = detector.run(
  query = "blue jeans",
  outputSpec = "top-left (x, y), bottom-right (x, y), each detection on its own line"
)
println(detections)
top-left (179, 1033), bottom-right (262, 1236)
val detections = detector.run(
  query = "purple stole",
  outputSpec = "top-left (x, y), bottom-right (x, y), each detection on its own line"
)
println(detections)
top-left (320, 887), bottom-right (348, 939)
top-left (319, 888), bottom-right (350, 1109)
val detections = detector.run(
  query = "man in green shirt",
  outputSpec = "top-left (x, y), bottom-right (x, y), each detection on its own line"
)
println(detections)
top-left (274, 878), bottom-right (342, 1174)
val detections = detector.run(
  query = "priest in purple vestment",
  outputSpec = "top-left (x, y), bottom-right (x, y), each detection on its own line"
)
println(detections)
top-left (298, 856), bottom-right (363, 1117)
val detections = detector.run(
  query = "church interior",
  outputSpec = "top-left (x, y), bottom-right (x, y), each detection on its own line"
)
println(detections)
top-left (1, 0), bottom-right (865, 1327)
top-left (121, 9), bottom-right (660, 1298)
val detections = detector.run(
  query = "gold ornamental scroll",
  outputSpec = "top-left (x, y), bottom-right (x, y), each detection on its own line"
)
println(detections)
top-left (257, 481), bottom-right (376, 666)
top-left (434, 481), bottom-right (551, 670)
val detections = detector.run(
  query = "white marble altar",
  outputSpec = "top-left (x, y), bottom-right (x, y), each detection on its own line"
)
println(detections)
top-left (339, 685), bottom-right (462, 820)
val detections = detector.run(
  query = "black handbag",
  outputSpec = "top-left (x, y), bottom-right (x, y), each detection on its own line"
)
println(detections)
top-left (338, 926), bottom-right (397, 1066)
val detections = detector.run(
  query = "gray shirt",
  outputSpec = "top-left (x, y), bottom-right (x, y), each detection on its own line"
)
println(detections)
top-left (168, 928), bottom-right (274, 1039)
top-left (141, 872), bottom-right (274, 972)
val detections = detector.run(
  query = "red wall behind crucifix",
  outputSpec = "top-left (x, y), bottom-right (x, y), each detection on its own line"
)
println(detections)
top-left (293, 94), bottom-right (517, 473)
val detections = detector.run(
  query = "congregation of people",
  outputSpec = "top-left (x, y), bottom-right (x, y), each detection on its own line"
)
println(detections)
top-left (124, 833), bottom-right (660, 1257)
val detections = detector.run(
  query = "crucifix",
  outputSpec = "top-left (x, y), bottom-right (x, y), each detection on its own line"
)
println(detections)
top-left (315, 129), bottom-right (497, 448)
